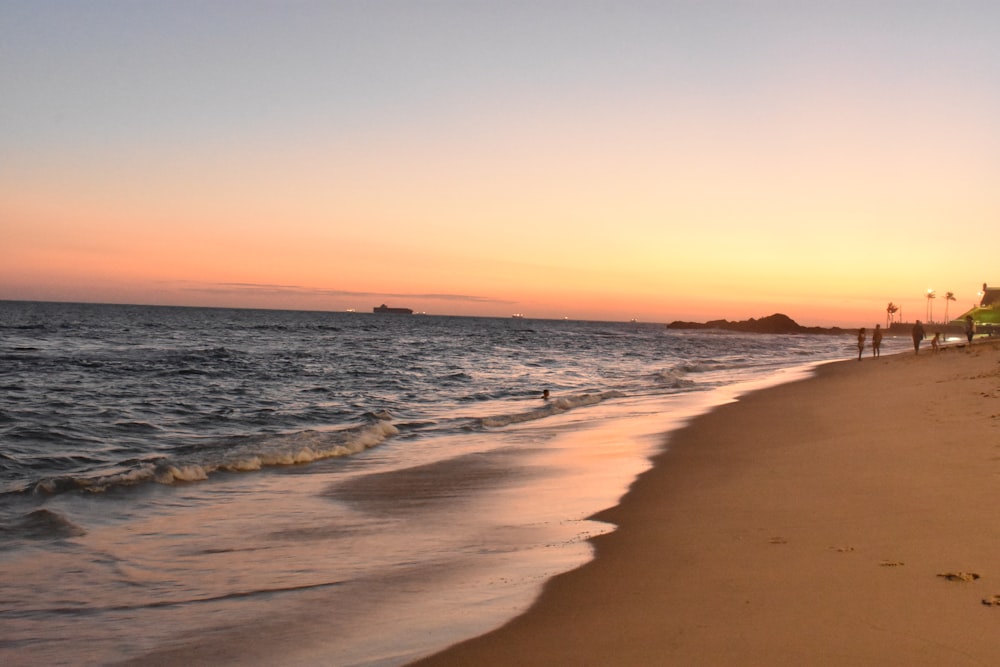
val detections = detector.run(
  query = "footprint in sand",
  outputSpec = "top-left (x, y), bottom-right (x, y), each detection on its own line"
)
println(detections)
top-left (830, 546), bottom-right (855, 553)
top-left (937, 572), bottom-right (980, 582)
top-left (982, 594), bottom-right (1000, 606)
top-left (769, 537), bottom-right (787, 545)
top-left (879, 560), bottom-right (905, 567)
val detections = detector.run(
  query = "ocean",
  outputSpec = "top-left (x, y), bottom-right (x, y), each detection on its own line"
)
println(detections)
top-left (0, 301), bottom-right (907, 665)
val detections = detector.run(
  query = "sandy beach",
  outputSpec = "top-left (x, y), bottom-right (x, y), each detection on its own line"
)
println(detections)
top-left (412, 339), bottom-right (1000, 666)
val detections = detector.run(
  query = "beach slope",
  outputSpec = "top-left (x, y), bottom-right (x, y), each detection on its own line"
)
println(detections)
top-left (411, 340), bottom-right (1000, 666)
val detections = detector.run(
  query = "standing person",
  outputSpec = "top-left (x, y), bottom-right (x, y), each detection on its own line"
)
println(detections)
top-left (872, 324), bottom-right (883, 358)
top-left (857, 327), bottom-right (866, 361)
top-left (965, 315), bottom-right (975, 344)
top-left (912, 320), bottom-right (925, 354)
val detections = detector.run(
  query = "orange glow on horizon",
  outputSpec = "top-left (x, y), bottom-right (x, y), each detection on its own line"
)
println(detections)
top-left (3, 4), bottom-right (998, 328)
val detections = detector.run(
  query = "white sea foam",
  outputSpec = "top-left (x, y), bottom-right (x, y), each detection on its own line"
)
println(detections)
top-left (652, 368), bottom-right (695, 388)
top-left (24, 421), bottom-right (402, 495)
top-left (155, 464), bottom-right (209, 484)
top-left (193, 421), bottom-right (401, 481)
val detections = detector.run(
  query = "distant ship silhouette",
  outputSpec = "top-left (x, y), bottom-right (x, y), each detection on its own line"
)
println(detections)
top-left (373, 304), bottom-right (413, 314)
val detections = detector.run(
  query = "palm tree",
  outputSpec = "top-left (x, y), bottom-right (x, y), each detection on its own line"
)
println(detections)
top-left (926, 290), bottom-right (936, 323)
top-left (886, 302), bottom-right (898, 328)
top-left (944, 292), bottom-right (956, 322)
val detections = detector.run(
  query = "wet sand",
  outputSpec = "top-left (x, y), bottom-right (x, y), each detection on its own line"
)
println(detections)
top-left (411, 339), bottom-right (1000, 666)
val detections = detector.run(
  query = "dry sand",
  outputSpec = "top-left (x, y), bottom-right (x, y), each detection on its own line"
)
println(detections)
top-left (411, 339), bottom-right (1000, 666)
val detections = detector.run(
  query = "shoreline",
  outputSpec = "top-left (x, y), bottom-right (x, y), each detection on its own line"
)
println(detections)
top-left (410, 340), bottom-right (1000, 666)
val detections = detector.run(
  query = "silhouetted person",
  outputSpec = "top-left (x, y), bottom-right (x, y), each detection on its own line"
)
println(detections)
top-left (912, 320), bottom-right (925, 354)
top-left (965, 315), bottom-right (975, 344)
top-left (931, 332), bottom-right (941, 352)
top-left (872, 324), bottom-right (883, 358)
top-left (541, 389), bottom-right (550, 401)
top-left (857, 327), bottom-right (866, 361)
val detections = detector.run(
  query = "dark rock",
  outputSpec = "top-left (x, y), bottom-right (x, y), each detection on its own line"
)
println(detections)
top-left (667, 313), bottom-right (845, 335)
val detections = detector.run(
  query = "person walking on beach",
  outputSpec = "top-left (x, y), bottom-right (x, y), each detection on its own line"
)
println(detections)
top-left (857, 327), bottom-right (866, 361)
top-left (912, 320), bottom-right (925, 354)
top-left (872, 324), bottom-right (883, 358)
top-left (965, 315), bottom-right (975, 344)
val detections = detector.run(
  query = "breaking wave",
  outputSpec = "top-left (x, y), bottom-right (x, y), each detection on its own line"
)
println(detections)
top-left (475, 390), bottom-right (626, 428)
top-left (16, 420), bottom-right (399, 497)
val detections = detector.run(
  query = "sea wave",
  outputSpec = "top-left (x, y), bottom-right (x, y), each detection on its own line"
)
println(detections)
top-left (651, 367), bottom-right (696, 388)
top-left (0, 508), bottom-right (86, 543)
top-left (474, 390), bottom-right (626, 428)
top-left (12, 420), bottom-right (400, 496)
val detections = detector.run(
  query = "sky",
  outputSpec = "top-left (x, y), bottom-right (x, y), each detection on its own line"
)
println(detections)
top-left (2, 1), bottom-right (998, 326)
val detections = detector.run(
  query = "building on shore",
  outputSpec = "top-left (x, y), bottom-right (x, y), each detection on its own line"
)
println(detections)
top-left (957, 282), bottom-right (1000, 335)
top-left (977, 283), bottom-right (1000, 309)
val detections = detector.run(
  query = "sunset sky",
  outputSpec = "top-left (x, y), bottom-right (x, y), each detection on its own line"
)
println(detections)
top-left (3, 1), bottom-right (998, 326)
